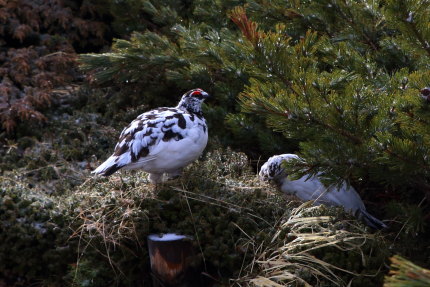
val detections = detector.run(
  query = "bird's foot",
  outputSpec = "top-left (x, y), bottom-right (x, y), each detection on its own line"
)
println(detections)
top-left (166, 174), bottom-right (181, 181)
top-left (166, 169), bottom-right (183, 181)
top-left (148, 173), bottom-right (164, 184)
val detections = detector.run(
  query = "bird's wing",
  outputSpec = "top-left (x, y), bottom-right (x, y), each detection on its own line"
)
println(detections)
top-left (92, 107), bottom-right (197, 176)
top-left (111, 108), bottom-right (190, 167)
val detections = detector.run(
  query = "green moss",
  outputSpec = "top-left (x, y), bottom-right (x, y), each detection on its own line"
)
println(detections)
top-left (0, 147), bottom-right (393, 286)
top-left (62, 149), bottom-right (389, 286)
top-left (63, 149), bottom-right (282, 285)
top-left (0, 175), bottom-right (77, 285)
top-left (0, 100), bottom-right (393, 286)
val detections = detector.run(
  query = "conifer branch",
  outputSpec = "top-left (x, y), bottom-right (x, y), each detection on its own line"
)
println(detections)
top-left (382, 147), bottom-right (429, 171)
top-left (242, 92), bottom-right (363, 145)
top-left (277, 75), bottom-right (302, 99)
top-left (309, 117), bottom-right (363, 145)
top-left (336, 0), bottom-right (379, 51)
top-left (404, 111), bottom-right (430, 126)
top-left (229, 6), bottom-right (263, 46)
top-left (405, 21), bottom-right (430, 57)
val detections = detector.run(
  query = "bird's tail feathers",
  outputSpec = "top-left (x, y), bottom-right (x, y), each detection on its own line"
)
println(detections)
top-left (92, 156), bottom-right (123, 176)
top-left (358, 209), bottom-right (387, 229)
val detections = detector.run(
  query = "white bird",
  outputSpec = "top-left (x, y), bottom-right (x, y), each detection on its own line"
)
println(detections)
top-left (92, 88), bottom-right (209, 183)
top-left (259, 154), bottom-right (387, 229)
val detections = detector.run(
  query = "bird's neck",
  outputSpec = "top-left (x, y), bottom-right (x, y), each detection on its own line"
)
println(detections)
top-left (177, 99), bottom-right (203, 116)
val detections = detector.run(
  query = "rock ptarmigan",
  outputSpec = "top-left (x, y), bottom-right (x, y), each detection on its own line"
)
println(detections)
top-left (259, 154), bottom-right (387, 229)
top-left (92, 88), bottom-right (209, 183)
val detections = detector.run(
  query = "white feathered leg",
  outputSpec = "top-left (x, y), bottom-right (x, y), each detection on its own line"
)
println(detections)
top-left (149, 173), bottom-right (163, 184)
top-left (167, 168), bottom-right (183, 180)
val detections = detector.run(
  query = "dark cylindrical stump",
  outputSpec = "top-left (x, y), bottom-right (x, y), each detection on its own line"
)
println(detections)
top-left (148, 233), bottom-right (195, 287)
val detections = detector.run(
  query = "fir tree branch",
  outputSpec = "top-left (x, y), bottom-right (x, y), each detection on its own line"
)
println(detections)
top-left (271, 69), bottom-right (357, 144)
top-left (335, 0), bottom-right (379, 51)
top-left (229, 6), bottom-right (262, 47)
top-left (404, 110), bottom-right (430, 126)
top-left (308, 116), bottom-right (363, 145)
top-left (320, 90), bottom-right (344, 117)
top-left (382, 146), bottom-right (429, 171)
top-left (405, 20), bottom-right (430, 57)
top-left (247, 98), bottom-right (363, 145)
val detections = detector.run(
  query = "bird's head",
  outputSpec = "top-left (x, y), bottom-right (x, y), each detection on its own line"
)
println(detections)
top-left (259, 154), bottom-right (300, 183)
top-left (177, 88), bottom-right (210, 115)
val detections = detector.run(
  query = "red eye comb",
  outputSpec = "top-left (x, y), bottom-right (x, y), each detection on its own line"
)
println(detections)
top-left (191, 89), bottom-right (202, 96)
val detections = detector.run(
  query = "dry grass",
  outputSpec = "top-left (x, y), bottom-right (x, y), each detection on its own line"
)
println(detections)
top-left (66, 150), bottom-right (387, 286)
top-left (234, 202), bottom-right (382, 287)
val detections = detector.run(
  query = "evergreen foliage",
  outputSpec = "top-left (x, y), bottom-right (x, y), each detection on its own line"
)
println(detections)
top-left (2, 0), bottom-right (430, 285)
top-left (79, 0), bottom-right (430, 194)
top-left (79, 0), bottom-right (294, 159)
top-left (77, 3), bottom-right (430, 283)
top-left (235, 1), bottom-right (430, 194)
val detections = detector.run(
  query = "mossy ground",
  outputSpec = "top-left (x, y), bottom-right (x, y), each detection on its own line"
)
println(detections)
top-left (0, 86), bottom-right (402, 286)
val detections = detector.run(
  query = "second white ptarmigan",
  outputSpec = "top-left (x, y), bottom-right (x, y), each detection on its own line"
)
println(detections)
top-left (259, 154), bottom-right (387, 229)
top-left (92, 88), bottom-right (209, 183)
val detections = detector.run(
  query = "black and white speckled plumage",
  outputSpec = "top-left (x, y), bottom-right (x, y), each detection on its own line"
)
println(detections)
top-left (259, 154), bottom-right (299, 181)
top-left (260, 154), bottom-right (387, 229)
top-left (92, 88), bottom-right (209, 183)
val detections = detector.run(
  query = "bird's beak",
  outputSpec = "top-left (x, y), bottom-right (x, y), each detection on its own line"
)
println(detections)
top-left (201, 91), bottom-right (210, 99)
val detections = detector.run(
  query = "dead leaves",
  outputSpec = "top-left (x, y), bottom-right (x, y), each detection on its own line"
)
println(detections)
top-left (0, 0), bottom-right (110, 133)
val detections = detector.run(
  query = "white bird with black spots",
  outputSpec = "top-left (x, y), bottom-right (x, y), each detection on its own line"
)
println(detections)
top-left (259, 154), bottom-right (387, 229)
top-left (92, 88), bottom-right (209, 183)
